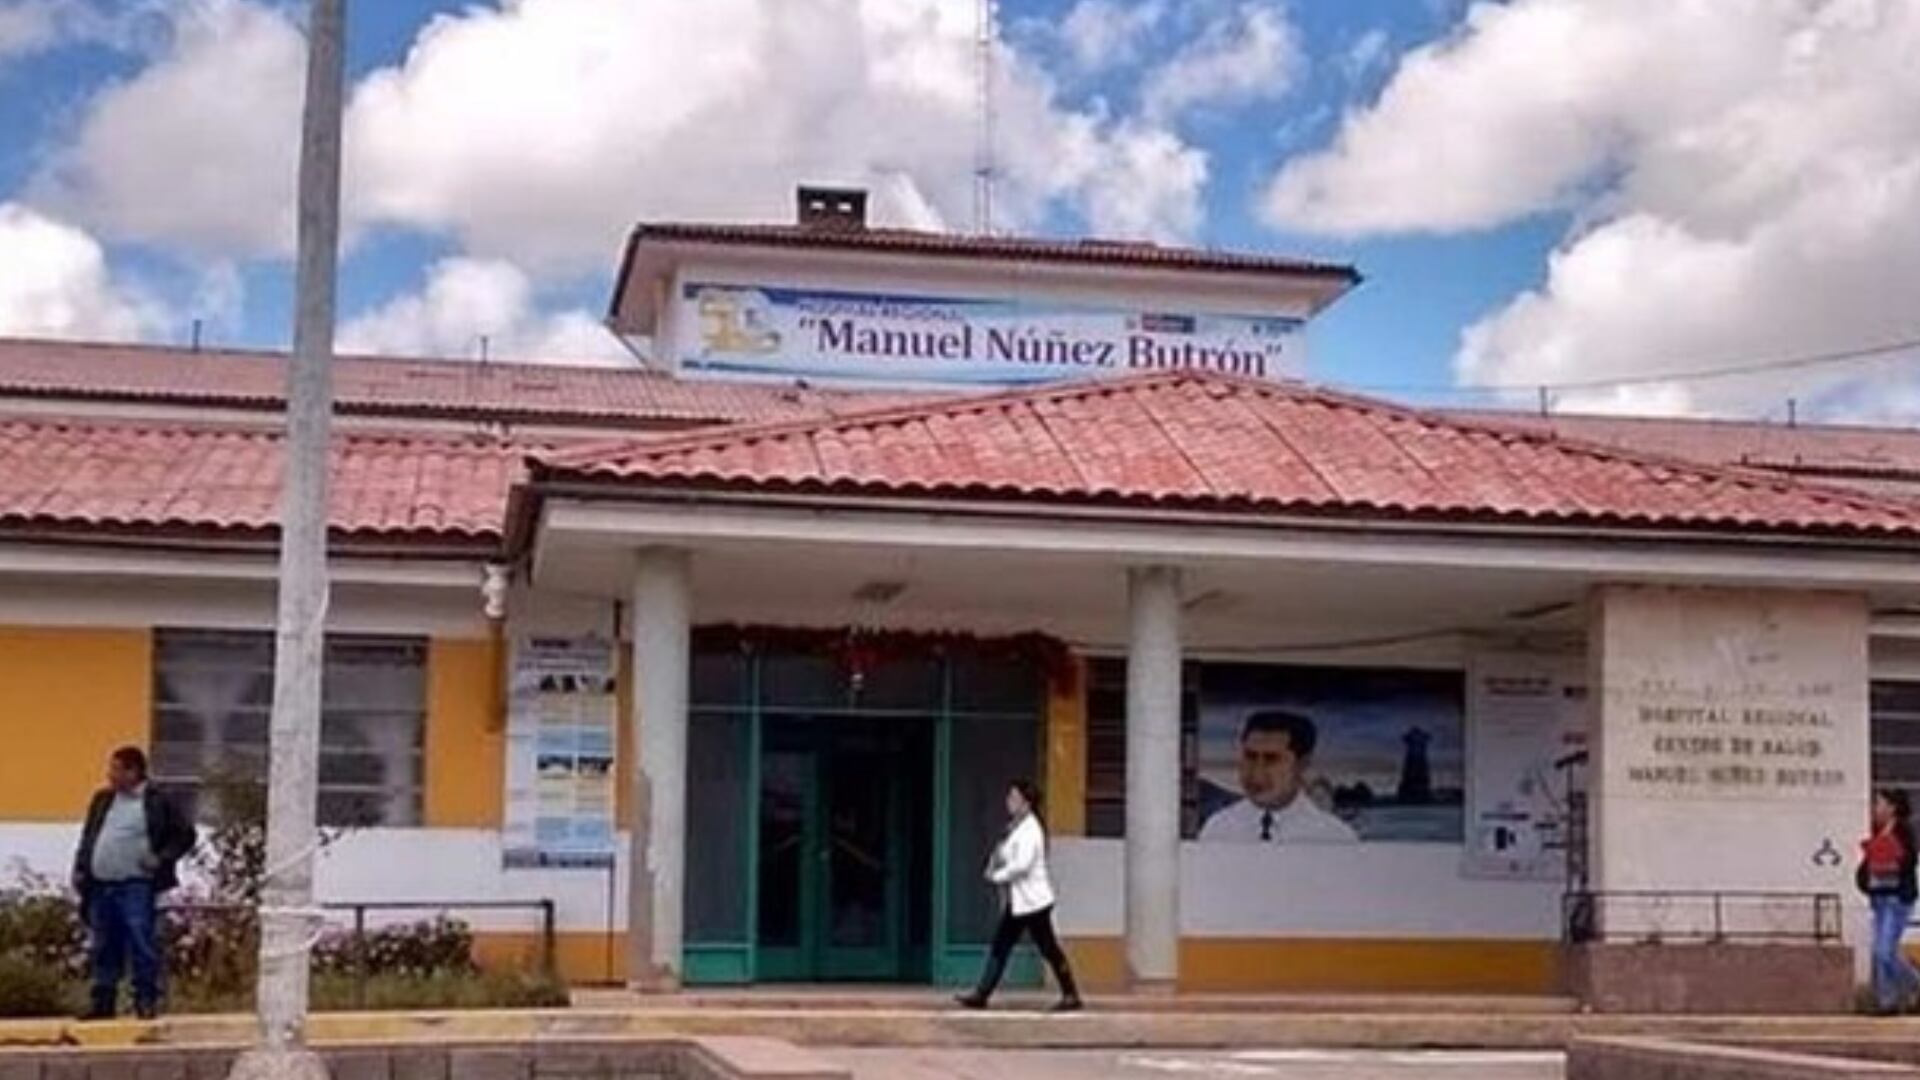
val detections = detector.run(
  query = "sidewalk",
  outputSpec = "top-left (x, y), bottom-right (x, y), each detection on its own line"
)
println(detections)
top-left (822, 1048), bottom-right (1568, 1080)
top-left (3, 995), bottom-right (1919, 1053)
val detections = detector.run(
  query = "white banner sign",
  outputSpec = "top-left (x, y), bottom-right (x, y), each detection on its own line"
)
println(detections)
top-left (671, 281), bottom-right (1306, 387)
top-left (1465, 652), bottom-right (1588, 880)
top-left (503, 637), bottom-right (619, 870)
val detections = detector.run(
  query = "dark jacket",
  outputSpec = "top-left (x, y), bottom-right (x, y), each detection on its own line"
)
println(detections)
top-left (1857, 822), bottom-right (1920, 906)
top-left (72, 785), bottom-right (197, 896)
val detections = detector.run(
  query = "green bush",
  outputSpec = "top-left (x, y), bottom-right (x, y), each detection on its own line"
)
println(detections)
top-left (0, 772), bottom-right (563, 1018)
top-left (0, 951), bottom-right (82, 1018)
top-left (313, 918), bottom-right (478, 980)
top-left (0, 876), bottom-right (87, 981)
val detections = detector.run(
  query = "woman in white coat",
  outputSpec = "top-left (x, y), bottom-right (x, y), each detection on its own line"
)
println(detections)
top-left (955, 779), bottom-right (1084, 1012)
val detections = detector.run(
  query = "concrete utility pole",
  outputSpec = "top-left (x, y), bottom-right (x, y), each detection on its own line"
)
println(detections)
top-left (230, 1), bottom-right (344, 1078)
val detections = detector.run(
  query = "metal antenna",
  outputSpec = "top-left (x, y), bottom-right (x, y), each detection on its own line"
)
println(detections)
top-left (973, 0), bottom-right (998, 235)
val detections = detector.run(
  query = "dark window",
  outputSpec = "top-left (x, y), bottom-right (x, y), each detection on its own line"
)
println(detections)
top-left (1083, 658), bottom-right (1201, 839)
top-left (151, 630), bottom-right (427, 828)
top-left (1873, 681), bottom-right (1920, 799)
top-left (857, 655), bottom-right (944, 712)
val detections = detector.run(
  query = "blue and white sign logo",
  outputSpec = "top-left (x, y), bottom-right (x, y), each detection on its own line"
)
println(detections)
top-left (674, 282), bottom-right (1305, 387)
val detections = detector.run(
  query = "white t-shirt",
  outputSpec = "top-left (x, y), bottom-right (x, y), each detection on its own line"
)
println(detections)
top-left (1198, 795), bottom-right (1359, 844)
top-left (986, 813), bottom-right (1057, 916)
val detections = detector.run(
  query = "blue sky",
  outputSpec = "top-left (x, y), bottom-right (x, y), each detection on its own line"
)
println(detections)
top-left (2, 0), bottom-right (1915, 419)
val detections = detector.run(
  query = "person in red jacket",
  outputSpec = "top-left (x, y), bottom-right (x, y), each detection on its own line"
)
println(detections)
top-left (1859, 788), bottom-right (1920, 1015)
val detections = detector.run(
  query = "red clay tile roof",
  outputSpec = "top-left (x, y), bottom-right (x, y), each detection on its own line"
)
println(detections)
top-left (1452, 410), bottom-right (1920, 496)
top-left (0, 337), bottom-right (918, 428)
top-left (623, 223), bottom-right (1360, 281)
top-left (532, 371), bottom-right (1920, 540)
top-left (0, 417), bottom-right (524, 549)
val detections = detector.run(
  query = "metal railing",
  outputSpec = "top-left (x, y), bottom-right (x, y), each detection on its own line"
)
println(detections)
top-left (161, 897), bottom-right (558, 1007)
top-left (1563, 890), bottom-right (1843, 946)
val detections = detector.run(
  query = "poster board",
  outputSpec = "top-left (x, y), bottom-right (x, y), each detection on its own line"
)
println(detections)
top-left (1464, 651), bottom-right (1588, 879)
top-left (503, 636), bottom-right (619, 870)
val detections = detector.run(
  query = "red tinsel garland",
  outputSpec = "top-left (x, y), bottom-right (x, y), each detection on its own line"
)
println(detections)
top-left (691, 624), bottom-right (1079, 699)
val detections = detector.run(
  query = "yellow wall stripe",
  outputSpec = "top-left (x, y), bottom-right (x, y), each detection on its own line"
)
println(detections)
top-left (0, 627), bottom-right (150, 821)
top-left (471, 930), bottom-right (1559, 992)
top-left (424, 639), bottom-right (506, 829)
top-left (474, 931), bottom-right (630, 986)
top-left (1063, 936), bottom-right (1562, 995)
top-left (1044, 656), bottom-right (1088, 836)
top-left (616, 646), bottom-right (635, 828)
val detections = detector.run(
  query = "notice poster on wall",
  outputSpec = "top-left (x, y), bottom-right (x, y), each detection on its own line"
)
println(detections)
top-left (503, 637), bottom-right (619, 870)
top-left (1194, 663), bottom-right (1466, 844)
top-left (671, 281), bottom-right (1306, 388)
top-left (1464, 652), bottom-right (1589, 880)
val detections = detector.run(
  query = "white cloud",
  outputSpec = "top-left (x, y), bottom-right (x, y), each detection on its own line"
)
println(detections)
top-left (1058, 0), bottom-right (1166, 72)
top-left (1341, 29), bottom-right (1391, 83)
top-left (0, 202), bottom-right (159, 340)
top-left (0, 0), bottom-right (171, 63)
top-left (1264, 0), bottom-right (1920, 418)
top-left (346, 0), bottom-right (1210, 268)
top-left (0, 0), bottom-right (59, 62)
top-left (337, 257), bottom-right (628, 366)
top-left (186, 260), bottom-right (245, 341)
top-left (1140, 2), bottom-right (1302, 125)
top-left (34, 0), bottom-right (1213, 264)
top-left (1060, 121), bottom-right (1207, 241)
top-left (30, 0), bottom-right (303, 257)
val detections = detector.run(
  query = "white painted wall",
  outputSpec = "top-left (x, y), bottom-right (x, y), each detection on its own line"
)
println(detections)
top-left (1050, 838), bottom-right (1563, 939)
top-left (1590, 588), bottom-right (1867, 914)
top-left (0, 572), bottom-right (487, 638)
top-left (0, 823), bottom-right (628, 935)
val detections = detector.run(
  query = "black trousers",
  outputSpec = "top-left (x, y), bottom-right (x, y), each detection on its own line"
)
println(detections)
top-left (973, 905), bottom-right (1080, 1000)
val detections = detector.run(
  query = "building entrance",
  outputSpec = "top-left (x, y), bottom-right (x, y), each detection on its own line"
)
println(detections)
top-left (681, 635), bottom-right (1046, 986)
top-left (756, 715), bottom-right (934, 981)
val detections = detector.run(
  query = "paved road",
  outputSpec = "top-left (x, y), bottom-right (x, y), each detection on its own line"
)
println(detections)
top-left (825, 1048), bottom-right (1566, 1079)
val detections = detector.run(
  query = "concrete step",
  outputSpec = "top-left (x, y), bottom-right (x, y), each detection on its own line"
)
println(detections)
top-left (9, 1008), bottom-right (1920, 1053)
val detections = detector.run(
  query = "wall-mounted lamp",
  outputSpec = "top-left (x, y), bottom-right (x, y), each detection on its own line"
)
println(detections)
top-left (482, 564), bottom-right (510, 620)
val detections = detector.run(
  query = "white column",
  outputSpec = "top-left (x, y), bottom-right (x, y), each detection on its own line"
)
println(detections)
top-left (1126, 564), bottom-right (1183, 990)
top-left (629, 547), bottom-right (692, 990)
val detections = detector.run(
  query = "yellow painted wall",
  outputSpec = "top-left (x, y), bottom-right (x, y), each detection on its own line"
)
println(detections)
top-left (0, 627), bottom-right (151, 820)
top-left (1063, 937), bottom-right (1562, 995)
top-left (475, 931), bottom-right (630, 985)
top-left (1044, 657), bottom-right (1088, 836)
top-left (423, 638), bottom-right (506, 829)
top-left (481, 930), bottom-right (1559, 991)
top-left (424, 634), bottom-right (631, 828)
top-left (616, 646), bottom-right (635, 828)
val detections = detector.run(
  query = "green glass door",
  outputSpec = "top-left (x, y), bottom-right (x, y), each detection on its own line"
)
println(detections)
top-left (817, 725), bottom-right (905, 979)
top-left (755, 715), bottom-right (925, 981)
top-left (683, 641), bottom-right (1044, 987)
top-left (753, 740), bottom-right (818, 981)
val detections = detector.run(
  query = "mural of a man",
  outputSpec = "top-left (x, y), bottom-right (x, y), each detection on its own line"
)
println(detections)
top-left (1200, 710), bottom-right (1359, 844)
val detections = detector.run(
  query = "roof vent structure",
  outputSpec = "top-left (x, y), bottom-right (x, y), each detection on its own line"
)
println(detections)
top-left (797, 185), bottom-right (868, 232)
